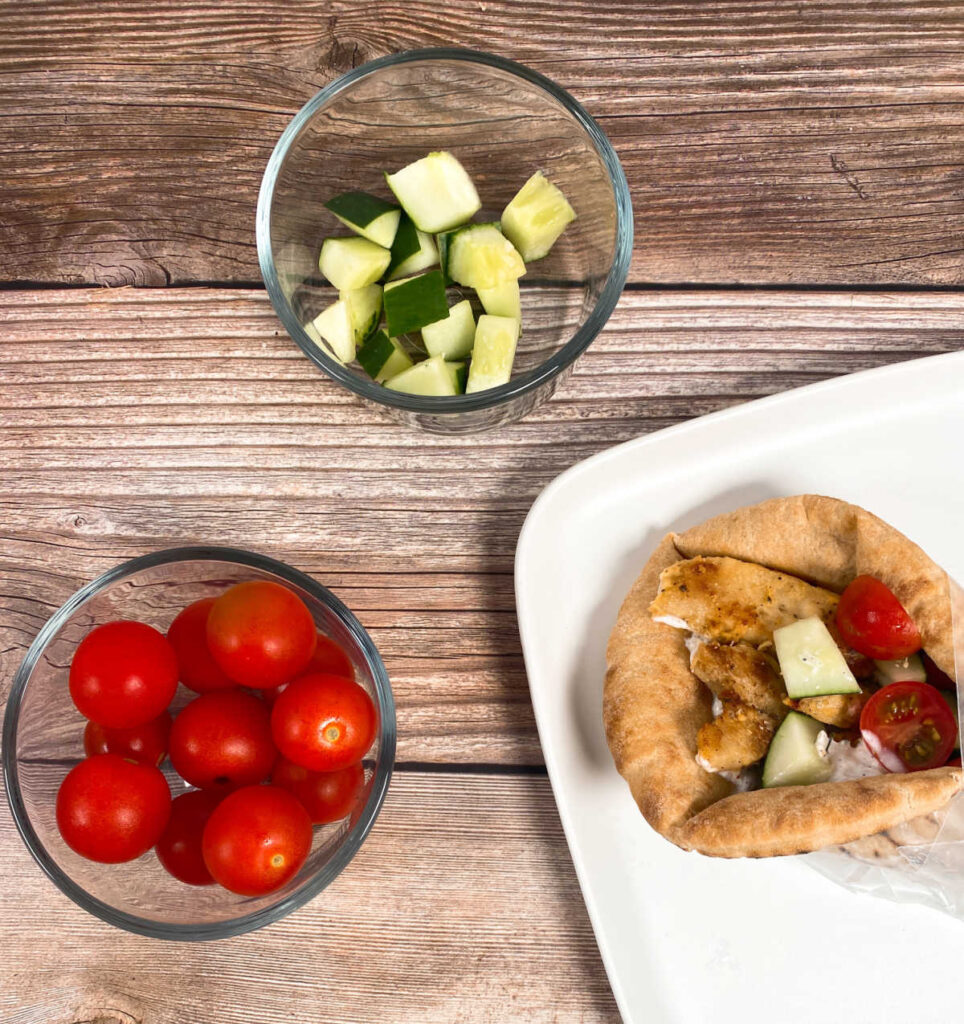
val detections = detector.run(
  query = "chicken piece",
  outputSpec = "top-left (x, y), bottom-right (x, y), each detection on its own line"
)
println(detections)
top-left (691, 641), bottom-right (788, 721)
top-left (697, 701), bottom-right (778, 772)
top-left (650, 556), bottom-right (838, 646)
top-left (790, 690), bottom-right (871, 729)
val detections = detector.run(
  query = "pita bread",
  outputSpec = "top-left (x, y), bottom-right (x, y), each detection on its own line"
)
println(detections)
top-left (604, 495), bottom-right (963, 858)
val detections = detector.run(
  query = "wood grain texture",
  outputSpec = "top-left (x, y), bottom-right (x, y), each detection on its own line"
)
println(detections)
top-left (1, 286), bottom-right (961, 764)
top-left (0, 771), bottom-right (619, 1024)
top-left (2, 1), bottom-right (964, 286)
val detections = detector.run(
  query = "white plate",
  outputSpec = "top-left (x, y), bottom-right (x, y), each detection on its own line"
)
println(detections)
top-left (516, 352), bottom-right (964, 1024)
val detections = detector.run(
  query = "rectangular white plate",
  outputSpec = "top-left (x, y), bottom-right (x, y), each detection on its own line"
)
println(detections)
top-left (515, 352), bottom-right (964, 1024)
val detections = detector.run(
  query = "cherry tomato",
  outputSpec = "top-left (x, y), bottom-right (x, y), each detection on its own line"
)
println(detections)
top-left (271, 673), bottom-right (376, 772)
top-left (83, 710), bottom-right (172, 767)
top-left (167, 598), bottom-right (236, 694)
top-left (202, 785), bottom-right (312, 896)
top-left (169, 690), bottom-right (276, 791)
top-left (947, 755), bottom-right (962, 768)
top-left (271, 756), bottom-right (365, 824)
top-left (304, 633), bottom-right (354, 680)
top-left (155, 789), bottom-right (222, 886)
top-left (56, 753), bottom-right (171, 863)
top-left (859, 681), bottom-right (957, 772)
top-left (260, 632), bottom-right (353, 708)
top-left (69, 620), bottom-right (179, 728)
top-left (922, 651), bottom-right (957, 692)
top-left (835, 575), bottom-right (922, 661)
top-left (206, 581), bottom-right (317, 689)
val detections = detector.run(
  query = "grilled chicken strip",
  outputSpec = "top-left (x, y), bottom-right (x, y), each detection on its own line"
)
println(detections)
top-left (697, 701), bottom-right (778, 772)
top-left (790, 691), bottom-right (871, 729)
top-left (691, 641), bottom-right (788, 721)
top-left (650, 556), bottom-right (838, 646)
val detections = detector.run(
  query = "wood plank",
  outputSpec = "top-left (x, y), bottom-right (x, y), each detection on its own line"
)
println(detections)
top-left (1, 285), bottom-right (961, 764)
top-left (2, 1), bottom-right (964, 286)
top-left (0, 771), bottom-right (619, 1023)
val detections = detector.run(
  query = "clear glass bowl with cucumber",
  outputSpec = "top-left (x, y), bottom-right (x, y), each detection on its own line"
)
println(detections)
top-left (257, 49), bottom-right (633, 433)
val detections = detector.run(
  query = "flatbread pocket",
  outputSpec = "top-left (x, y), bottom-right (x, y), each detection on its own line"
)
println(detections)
top-left (603, 495), bottom-right (963, 858)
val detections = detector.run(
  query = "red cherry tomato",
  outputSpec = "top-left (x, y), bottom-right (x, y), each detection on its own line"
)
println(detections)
top-left (261, 633), bottom-right (354, 708)
top-left (56, 753), bottom-right (171, 863)
top-left (304, 633), bottom-right (354, 680)
top-left (156, 789), bottom-right (222, 886)
top-left (206, 581), bottom-right (317, 689)
top-left (859, 681), bottom-right (957, 772)
top-left (167, 597), bottom-right (236, 694)
top-left (202, 785), bottom-right (312, 896)
top-left (922, 651), bottom-right (957, 692)
top-left (271, 673), bottom-right (376, 772)
top-left (69, 620), bottom-right (179, 728)
top-left (947, 755), bottom-right (962, 768)
top-left (271, 756), bottom-right (366, 824)
top-left (169, 690), bottom-right (276, 791)
top-left (83, 710), bottom-right (172, 767)
top-left (835, 576), bottom-right (921, 661)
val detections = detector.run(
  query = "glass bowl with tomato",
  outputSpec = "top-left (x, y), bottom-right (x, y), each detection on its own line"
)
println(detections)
top-left (2, 547), bottom-right (395, 939)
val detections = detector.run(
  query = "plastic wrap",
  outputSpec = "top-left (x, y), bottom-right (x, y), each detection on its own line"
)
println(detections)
top-left (807, 575), bottom-right (964, 918)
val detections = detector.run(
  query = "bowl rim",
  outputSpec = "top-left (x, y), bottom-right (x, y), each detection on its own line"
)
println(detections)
top-left (2, 545), bottom-right (396, 941)
top-left (256, 46), bottom-right (634, 415)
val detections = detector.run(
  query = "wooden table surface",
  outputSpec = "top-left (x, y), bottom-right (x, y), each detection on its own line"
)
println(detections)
top-left (2, 3), bottom-right (964, 1022)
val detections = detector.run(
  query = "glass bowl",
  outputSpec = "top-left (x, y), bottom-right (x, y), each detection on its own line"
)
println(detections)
top-left (257, 48), bottom-right (633, 433)
top-left (2, 547), bottom-right (395, 940)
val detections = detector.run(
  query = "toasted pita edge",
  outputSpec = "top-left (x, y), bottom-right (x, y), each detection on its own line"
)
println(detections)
top-left (604, 494), bottom-right (963, 858)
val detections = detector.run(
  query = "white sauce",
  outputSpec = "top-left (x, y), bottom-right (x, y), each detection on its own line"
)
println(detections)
top-left (652, 614), bottom-right (693, 632)
top-left (825, 737), bottom-right (887, 782)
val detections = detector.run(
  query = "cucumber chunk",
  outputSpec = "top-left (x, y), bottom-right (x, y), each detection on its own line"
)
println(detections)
top-left (385, 354), bottom-right (458, 396)
top-left (302, 319), bottom-right (343, 364)
top-left (383, 270), bottom-right (449, 336)
top-left (875, 653), bottom-right (926, 685)
top-left (762, 711), bottom-right (832, 788)
top-left (447, 224), bottom-right (526, 291)
top-left (465, 315), bottom-right (520, 394)
top-left (421, 298), bottom-right (476, 360)
top-left (773, 617), bottom-right (861, 699)
top-left (341, 284), bottom-right (383, 345)
top-left (319, 236), bottom-right (391, 291)
top-left (476, 279), bottom-right (521, 321)
top-left (385, 151), bottom-right (481, 234)
top-left (357, 330), bottom-right (413, 383)
top-left (307, 300), bottom-right (355, 363)
top-left (324, 191), bottom-right (401, 248)
top-left (501, 170), bottom-right (576, 262)
top-left (447, 360), bottom-right (468, 394)
top-left (387, 214), bottom-right (438, 281)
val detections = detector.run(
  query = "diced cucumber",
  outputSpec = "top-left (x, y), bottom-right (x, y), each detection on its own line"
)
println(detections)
top-left (762, 712), bottom-right (833, 788)
top-left (341, 284), bottom-right (382, 345)
top-left (940, 691), bottom-right (961, 753)
top-left (319, 237), bottom-right (391, 291)
top-left (385, 151), bottom-right (481, 234)
top-left (773, 617), bottom-right (861, 699)
top-left (436, 230), bottom-right (456, 285)
top-left (476, 279), bottom-right (521, 321)
top-left (501, 170), bottom-right (576, 262)
top-left (357, 330), bottom-right (413, 383)
top-left (465, 315), bottom-right (520, 394)
top-left (421, 299), bottom-right (476, 360)
top-left (383, 270), bottom-right (449, 336)
top-left (875, 653), bottom-right (927, 685)
top-left (387, 216), bottom-right (438, 281)
top-left (385, 354), bottom-right (458, 396)
top-left (324, 192), bottom-right (401, 248)
top-left (447, 360), bottom-right (468, 393)
top-left (447, 223), bottom-right (526, 291)
top-left (302, 319), bottom-right (343, 364)
top-left (307, 300), bottom-right (355, 363)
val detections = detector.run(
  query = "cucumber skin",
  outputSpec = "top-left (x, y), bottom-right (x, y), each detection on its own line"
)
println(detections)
top-left (386, 213), bottom-right (420, 277)
top-left (356, 330), bottom-right (395, 378)
top-left (325, 190), bottom-right (398, 223)
top-left (383, 270), bottom-right (449, 336)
